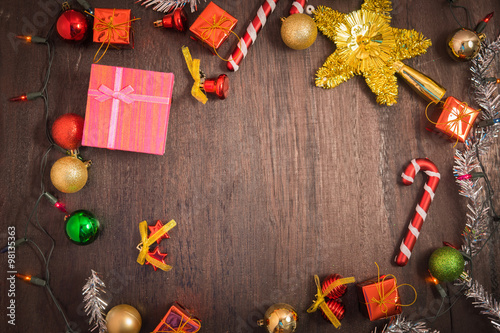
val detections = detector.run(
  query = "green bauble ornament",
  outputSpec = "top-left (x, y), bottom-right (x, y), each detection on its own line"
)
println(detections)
top-left (428, 246), bottom-right (465, 282)
top-left (65, 210), bottom-right (100, 245)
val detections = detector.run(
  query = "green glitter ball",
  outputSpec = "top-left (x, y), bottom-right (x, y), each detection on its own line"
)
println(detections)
top-left (428, 246), bottom-right (465, 282)
top-left (65, 210), bottom-right (100, 245)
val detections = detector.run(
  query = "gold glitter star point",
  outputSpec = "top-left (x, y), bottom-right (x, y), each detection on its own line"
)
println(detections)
top-left (314, 0), bottom-right (432, 106)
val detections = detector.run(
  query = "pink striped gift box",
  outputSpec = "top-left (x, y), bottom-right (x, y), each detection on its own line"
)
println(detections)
top-left (82, 64), bottom-right (174, 155)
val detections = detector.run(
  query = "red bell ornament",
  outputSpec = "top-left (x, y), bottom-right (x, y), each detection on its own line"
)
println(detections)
top-left (56, 9), bottom-right (89, 42)
top-left (154, 8), bottom-right (188, 32)
top-left (201, 74), bottom-right (229, 100)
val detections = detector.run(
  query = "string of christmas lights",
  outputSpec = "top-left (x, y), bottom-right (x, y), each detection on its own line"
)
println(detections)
top-left (6, 2), bottom-right (93, 332)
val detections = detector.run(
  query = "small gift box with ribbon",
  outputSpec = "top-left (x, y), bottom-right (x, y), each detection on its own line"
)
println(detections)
top-left (189, 2), bottom-right (237, 52)
top-left (82, 64), bottom-right (174, 155)
top-left (356, 263), bottom-right (416, 321)
top-left (426, 96), bottom-right (480, 144)
top-left (91, 8), bottom-right (140, 63)
top-left (153, 303), bottom-right (201, 333)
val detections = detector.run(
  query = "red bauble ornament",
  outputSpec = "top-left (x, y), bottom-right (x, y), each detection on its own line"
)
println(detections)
top-left (322, 274), bottom-right (347, 299)
top-left (320, 299), bottom-right (345, 322)
top-left (51, 113), bottom-right (84, 150)
top-left (56, 9), bottom-right (89, 42)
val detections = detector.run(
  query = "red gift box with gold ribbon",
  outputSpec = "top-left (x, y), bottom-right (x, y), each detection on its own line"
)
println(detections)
top-left (357, 264), bottom-right (416, 321)
top-left (93, 8), bottom-right (135, 46)
top-left (427, 96), bottom-right (480, 143)
top-left (189, 2), bottom-right (237, 51)
top-left (153, 303), bottom-right (201, 333)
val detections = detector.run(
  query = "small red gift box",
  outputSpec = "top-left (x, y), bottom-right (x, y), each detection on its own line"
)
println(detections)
top-left (153, 303), bottom-right (201, 333)
top-left (93, 8), bottom-right (134, 47)
top-left (189, 2), bottom-right (237, 51)
top-left (427, 96), bottom-right (480, 143)
top-left (357, 275), bottom-right (402, 321)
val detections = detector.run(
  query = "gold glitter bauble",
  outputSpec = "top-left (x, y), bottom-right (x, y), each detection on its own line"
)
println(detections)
top-left (257, 303), bottom-right (298, 333)
top-left (446, 28), bottom-right (481, 62)
top-left (106, 304), bottom-right (142, 333)
top-left (281, 14), bottom-right (317, 50)
top-left (50, 156), bottom-right (90, 193)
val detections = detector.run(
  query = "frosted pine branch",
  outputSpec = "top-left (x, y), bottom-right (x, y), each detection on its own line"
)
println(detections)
top-left (371, 315), bottom-right (439, 333)
top-left (465, 280), bottom-right (500, 331)
top-left (82, 270), bottom-right (108, 333)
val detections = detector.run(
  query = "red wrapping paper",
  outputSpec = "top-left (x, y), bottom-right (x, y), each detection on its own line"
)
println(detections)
top-left (357, 275), bottom-right (402, 321)
top-left (428, 96), bottom-right (480, 143)
top-left (153, 303), bottom-right (201, 333)
top-left (189, 2), bottom-right (237, 51)
top-left (93, 8), bottom-right (133, 47)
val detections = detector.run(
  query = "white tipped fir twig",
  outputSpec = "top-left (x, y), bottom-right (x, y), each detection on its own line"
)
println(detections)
top-left (82, 270), bottom-right (108, 333)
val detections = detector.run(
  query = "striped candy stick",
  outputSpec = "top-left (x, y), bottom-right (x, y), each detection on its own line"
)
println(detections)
top-left (395, 158), bottom-right (440, 266)
top-left (227, 0), bottom-right (280, 72)
top-left (289, 0), bottom-right (306, 15)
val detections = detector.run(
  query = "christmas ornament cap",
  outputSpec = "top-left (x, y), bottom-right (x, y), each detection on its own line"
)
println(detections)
top-left (428, 246), bottom-right (465, 282)
top-left (257, 303), bottom-right (298, 333)
top-left (281, 13), bottom-right (317, 50)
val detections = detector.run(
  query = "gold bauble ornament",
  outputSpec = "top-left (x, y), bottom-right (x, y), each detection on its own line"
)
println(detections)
top-left (106, 304), bottom-right (142, 333)
top-left (281, 14), bottom-right (317, 50)
top-left (257, 303), bottom-right (298, 333)
top-left (446, 28), bottom-right (482, 62)
top-left (50, 155), bottom-right (90, 193)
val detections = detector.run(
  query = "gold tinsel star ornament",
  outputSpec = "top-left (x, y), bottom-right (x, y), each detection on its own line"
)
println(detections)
top-left (314, 0), bottom-right (445, 105)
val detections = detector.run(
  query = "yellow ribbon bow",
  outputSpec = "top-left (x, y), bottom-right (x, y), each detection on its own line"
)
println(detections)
top-left (153, 316), bottom-right (201, 333)
top-left (307, 275), bottom-right (355, 328)
top-left (136, 220), bottom-right (176, 271)
top-left (182, 46), bottom-right (208, 104)
top-left (365, 262), bottom-right (417, 317)
top-left (86, 9), bottom-right (140, 63)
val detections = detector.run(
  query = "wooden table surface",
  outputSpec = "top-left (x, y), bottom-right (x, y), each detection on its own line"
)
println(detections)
top-left (1, 1), bottom-right (500, 332)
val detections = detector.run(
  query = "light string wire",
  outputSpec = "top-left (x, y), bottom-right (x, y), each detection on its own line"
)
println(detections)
top-left (16, 5), bottom-right (79, 333)
top-left (448, 0), bottom-right (473, 29)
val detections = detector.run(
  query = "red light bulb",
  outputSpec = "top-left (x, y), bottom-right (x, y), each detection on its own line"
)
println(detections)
top-left (9, 94), bottom-right (28, 102)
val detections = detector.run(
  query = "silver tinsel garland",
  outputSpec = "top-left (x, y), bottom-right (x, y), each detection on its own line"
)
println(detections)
top-left (453, 34), bottom-right (500, 331)
top-left (136, 0), bottom-right (205, 13)
top-left (82, 270), bottom-right (108, 333)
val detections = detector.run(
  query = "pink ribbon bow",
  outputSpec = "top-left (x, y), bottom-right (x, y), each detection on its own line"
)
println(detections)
top-left (94, 84), bottom-right (135, 104)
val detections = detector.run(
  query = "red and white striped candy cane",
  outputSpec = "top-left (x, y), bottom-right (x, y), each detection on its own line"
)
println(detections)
top-left (227, 0), bottom-right (280, 72)
top-left (289, 0), bottom-right (306, 15)
top-left (395, 158), bottom-right (440, 266)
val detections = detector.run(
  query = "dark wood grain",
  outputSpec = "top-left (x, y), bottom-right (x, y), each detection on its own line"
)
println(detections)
top-left (1, 1), bottom-right (500, 332)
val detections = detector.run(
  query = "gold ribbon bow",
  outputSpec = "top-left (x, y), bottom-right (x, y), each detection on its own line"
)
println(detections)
top-left (198, 13), bottom-right (240, 61)
top-left (425, 100), bottom-right (478, 147)
top-left (365, 262), bottom-right (417, 317)
top-left (182, 46), bottom-right (208, 104)
top-left (306, 275), bottom-right (355, 328)
top-left (153, 316), bottom-right (201, 333)
top-left (86, 9), bottom-right (141, 63)
top-left (136, 220), bottom-right (176, 271)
